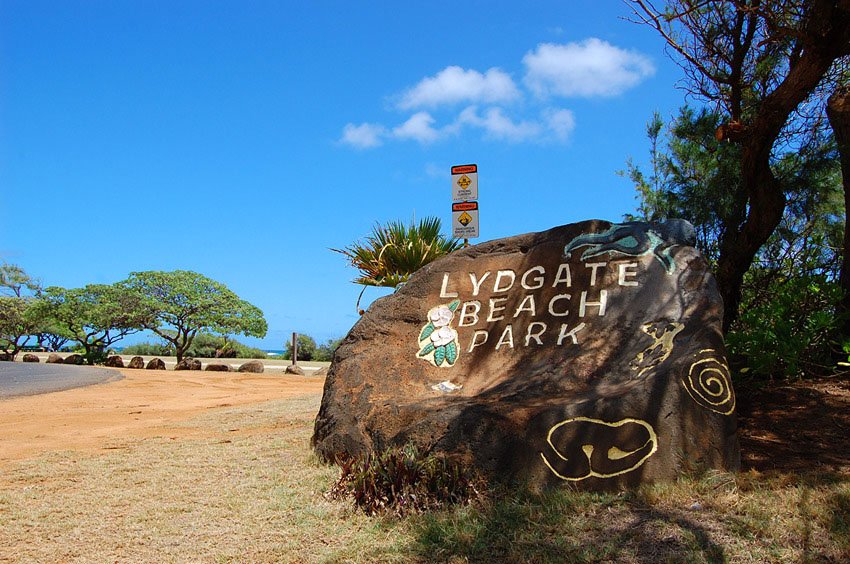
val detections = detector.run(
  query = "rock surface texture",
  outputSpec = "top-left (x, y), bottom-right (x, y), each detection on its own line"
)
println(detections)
top-left (105, 355), bottom-right (124, 368)
top-left (313, 220), bottom-right (740, 490)
top-left (238, 360), bottom-right (264, 373)
top-left (127, 356), bottom-right (145, 369)
top-left (145, 358), bottom-right (166, 370)
top-left (63, 354), bottom-right (84, 365)
top-left (175, 358), bottom-right (202, 371)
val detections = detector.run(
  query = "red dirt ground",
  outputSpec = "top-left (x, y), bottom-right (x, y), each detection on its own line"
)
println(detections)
top-left (736, 377), bottom-right (850, 474)
top-left (1, 366), bottom-right (847, 476)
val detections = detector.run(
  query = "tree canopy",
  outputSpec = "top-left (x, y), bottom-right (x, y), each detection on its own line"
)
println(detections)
top-left (624, 106), bottom-right (843, 377)
top-left (122, 270), bottom-right (268, 362)
top-left (0, 262), bottom-right (40, 298)
top-left (37, 284), bottom-right (146, 364)
top-left (0, 263), bottom-right (45, 359)
top-left (0, 296), bottom-right (40, 359)
top-left (629, 0), bottom-right (850, 330)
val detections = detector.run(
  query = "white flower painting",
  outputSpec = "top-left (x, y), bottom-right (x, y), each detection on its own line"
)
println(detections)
top-left (418, 300), bottom-right (460, 367)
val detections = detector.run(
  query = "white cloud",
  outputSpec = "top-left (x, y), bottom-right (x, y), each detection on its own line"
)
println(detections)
top-left (424, 163), bottom-right (444, 178)
top-left (398, 66), bottom-right (521, 109)
top-left (456, 106), bottom-right (542, 142)
top-left (340, 122), bottom-right (386, 148)
top-left (543, 108), bottom-right (576, 141)
top-left (392, 112), bottom-right (441, 143)
top-left (523, 38), bottom-right (655, 98)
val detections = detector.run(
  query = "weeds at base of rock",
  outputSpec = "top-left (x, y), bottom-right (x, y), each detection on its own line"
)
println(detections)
top-left (325, 444), bottom-right (484, 517)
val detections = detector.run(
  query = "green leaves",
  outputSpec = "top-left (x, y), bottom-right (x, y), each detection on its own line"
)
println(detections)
top-left (121, 270), bottom-right (268, 362)
top-left (445, 341), bottom-right (458, 365)
top-left (333, 216), bottom-right (462, 288)
top-left (419, 322), bottom-right (435, 342)
top-left (418, 342), bottom-right (436, 357)
top-left (0, 295), bottom-right (42, 358)
top-left (37, 284), bottom-right (146, 364)
top-left (419, 342), bottom-right (458, 367)
top-left (434, 346), bottom-right (446, 366)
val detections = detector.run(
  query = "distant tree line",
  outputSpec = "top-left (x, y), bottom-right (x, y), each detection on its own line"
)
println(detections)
top-left (280, 334), bottom-right (342, 362)
top-left (0, 265), bottom-right (267, 365)
top-left (121, 332), bottom-right (268, 360)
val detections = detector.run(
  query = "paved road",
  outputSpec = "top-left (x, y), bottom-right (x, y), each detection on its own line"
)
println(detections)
top-left (0, 363), bottom-right (122, 399)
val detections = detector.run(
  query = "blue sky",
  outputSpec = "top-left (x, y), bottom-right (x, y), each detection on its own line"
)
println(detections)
top-left (1, 1), bottom-right (688, 349)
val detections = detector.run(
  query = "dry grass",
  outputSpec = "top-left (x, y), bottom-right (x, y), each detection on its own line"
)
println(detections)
top-left (1, 391), bottom-right (849, 563)
top-left (0, 394), bottom-right (414, 563)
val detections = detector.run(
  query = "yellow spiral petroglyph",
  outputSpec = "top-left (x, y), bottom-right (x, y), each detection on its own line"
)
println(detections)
top-left (682, 349), bottom-right (735, 415)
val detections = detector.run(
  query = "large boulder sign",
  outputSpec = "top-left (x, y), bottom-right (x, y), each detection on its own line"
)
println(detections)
top-left (313, 220), bottom-right (740, 489)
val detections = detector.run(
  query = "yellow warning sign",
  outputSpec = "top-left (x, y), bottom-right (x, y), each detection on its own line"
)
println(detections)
top-left (451, 163), bottom-right (478, 202)
top-left (452, 202), bottom-right (479, 238)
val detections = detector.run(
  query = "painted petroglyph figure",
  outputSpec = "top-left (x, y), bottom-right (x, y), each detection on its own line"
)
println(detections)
top-left (417, 300), bottom-right (460, 367)
top-left (682, 349), bottom-right (736, 415)
top-left (540, 417), bottom-right (658, 481)
top-left (630, 321), bottom-right (685, 378)
top-left (564, 222), bottom-right (679, 274)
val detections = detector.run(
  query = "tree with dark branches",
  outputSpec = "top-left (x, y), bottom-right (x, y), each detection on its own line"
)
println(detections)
top-left (629, 0), bottom-right (850, 331)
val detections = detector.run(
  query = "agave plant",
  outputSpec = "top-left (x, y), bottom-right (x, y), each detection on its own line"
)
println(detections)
top-left (333, 216), bottom-right (462, 309)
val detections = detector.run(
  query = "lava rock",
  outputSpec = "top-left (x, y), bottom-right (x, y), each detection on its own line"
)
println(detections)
top-left (237, 360), bottom-right (264, 373)
top-left (105, 355), bottom-right (124, 368)
top-left (146, 358), bottom-right (166, 370)
top-left (127, 356), bottom-right (145, 369)
top-left (175, 358), bottom-right (202, 371)
top-left (312, 219), bottom-right (740, 490)
top-left (63, 354), bottom-right (84, 365)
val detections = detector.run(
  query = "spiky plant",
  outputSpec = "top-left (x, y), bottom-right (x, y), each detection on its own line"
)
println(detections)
top-left (326, 444), bottom-right (482, 517)
top-left (334, 217), bottom-right (461, 308)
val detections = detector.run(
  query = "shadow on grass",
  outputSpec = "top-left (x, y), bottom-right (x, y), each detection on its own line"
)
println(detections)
top-left (829, 491), bottom-right (850, 555)
top-left (405, 488), bottom-right (725, 563)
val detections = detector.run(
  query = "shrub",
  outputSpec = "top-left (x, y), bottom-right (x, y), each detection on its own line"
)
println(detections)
top-left (726, 273), bottom-right (842, 379)
top-left (313, 337), bottom-right (342, 362)
top-left (184, 333), bottom-right (266, 359)
top-left (281, 334), bottom-right (317, 361)
top-left (121, 341), bottom-right (174, 356)
top-left (121, 334), bottom-right (266, 359)
top-left (334, 216), bottom-right (461, 289)
top-left (327, 444), bottom-right (482, 517)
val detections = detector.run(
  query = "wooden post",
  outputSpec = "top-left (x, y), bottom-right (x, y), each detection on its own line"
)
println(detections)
top-left (291, 332), bottom-right (298, 365)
